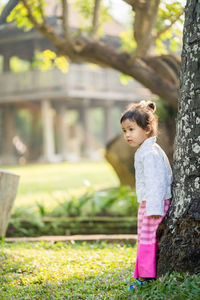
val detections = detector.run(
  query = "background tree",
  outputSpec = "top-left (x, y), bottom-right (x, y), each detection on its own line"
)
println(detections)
top-left (0, 0), bottom-right (182, 184)
top-left (0, 0), bottom-right (183, 106)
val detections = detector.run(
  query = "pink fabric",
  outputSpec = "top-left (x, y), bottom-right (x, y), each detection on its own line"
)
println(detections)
top-left (134, 243), bottom-right (158, 278)
top-left (134, 199), bottom-right (171, 278)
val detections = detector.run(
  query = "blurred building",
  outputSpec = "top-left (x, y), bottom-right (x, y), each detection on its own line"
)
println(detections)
top-left (0, 0), bottom-right (152, 164)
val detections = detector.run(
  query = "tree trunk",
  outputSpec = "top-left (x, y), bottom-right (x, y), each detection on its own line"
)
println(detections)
top-left (105, 135), bottom-right (135, 187)
top-left (0, 170), bottom-right (19, 237)
top-left (157, 0), bottom-right (200, 275)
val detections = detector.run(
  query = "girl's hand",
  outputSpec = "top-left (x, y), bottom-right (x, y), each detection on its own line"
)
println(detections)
top-left (150, 215), bottom-right (161, 219)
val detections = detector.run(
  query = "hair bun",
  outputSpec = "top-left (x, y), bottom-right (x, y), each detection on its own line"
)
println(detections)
top-left (147, 101), bottom-right (156, 113)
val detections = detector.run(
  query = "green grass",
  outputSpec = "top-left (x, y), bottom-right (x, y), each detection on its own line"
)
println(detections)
top-left (3, 161), bottom-right (119, 208)
top-left (4, 162), bottom-right (137, 236)
top-left (0, 242), bottom-right (199, 299)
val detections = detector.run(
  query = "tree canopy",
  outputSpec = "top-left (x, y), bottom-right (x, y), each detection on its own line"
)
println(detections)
top-left (0, 0), bottom-right (185, 107)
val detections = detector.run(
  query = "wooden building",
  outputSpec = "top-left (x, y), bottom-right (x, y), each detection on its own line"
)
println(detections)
top-left (0, 2), bottom-right (153, 164)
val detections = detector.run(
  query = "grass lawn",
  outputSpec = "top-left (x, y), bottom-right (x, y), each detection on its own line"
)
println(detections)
top-left (0, 241), bottom-right (199, 299)
top-left (3, 161), bottom-right (119, 208)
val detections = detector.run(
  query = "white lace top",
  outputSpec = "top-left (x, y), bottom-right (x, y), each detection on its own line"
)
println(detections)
top-left (134, 136), bottom-right (172, 216)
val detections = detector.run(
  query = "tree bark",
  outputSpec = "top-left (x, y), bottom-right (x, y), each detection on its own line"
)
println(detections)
top-left (0, 170), bottom-right (20, 237)
top-left (105, 135), bottom-right (135, 187)
top-left (157, 0), bottom-right (200, 275)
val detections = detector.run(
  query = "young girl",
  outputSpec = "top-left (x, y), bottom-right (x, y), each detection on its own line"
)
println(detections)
top-left (120, 100), bottom-right (172, 291)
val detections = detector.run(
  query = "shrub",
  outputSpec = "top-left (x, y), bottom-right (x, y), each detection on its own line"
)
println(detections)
top-left (7, 186), bottom-right (138, 237)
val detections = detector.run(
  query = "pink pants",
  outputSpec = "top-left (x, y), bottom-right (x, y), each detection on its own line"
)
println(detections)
top-left (134, 199), bottom-right (171, 278)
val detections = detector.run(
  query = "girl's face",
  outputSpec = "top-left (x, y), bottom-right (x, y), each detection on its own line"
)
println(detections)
top-left (121, 119), bottom-right (150, 147)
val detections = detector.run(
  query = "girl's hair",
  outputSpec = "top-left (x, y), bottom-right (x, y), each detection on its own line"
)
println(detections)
top-left (120, 101), bottom-right (158, 137)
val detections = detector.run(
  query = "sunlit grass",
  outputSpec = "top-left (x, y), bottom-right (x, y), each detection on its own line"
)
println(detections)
top-left (0, 242), bottom-right (199, 299)
top-left (0, 242), bottom-right (136, 299)
top-left (3, 161), bottom-right (119, 208)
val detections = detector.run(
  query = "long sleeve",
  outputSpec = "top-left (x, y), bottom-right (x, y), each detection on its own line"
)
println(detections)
top-left (143, 151), bottom-right (166, 216)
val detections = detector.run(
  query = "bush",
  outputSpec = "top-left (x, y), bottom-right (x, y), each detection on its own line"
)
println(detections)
top-left (7, 186), bottom-right (138, 237)
top-left (50, 185), bottom-right (138, 217)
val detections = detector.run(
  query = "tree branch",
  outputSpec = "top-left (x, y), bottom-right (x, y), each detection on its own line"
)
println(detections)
top-left (20, 0), bottom-right (65, 50)
top-left (130, 0), bottom-right (160, 61)
top-left (59, 36), bottom-right (178, 107)
top-left (91, 0), bottom-right (101, 39)
top-left (38, 0), bottom-right (45, 23)
top-left (61, 0), bottom-right (71, 41)
top-left (19, 0), bottom-right (178, 107)
top-left (122, 0), bottom-right (137, 7)
top-left (143, 55), bottom-right (180, 87)
top-left (0, 0), bottom-right (19, 25)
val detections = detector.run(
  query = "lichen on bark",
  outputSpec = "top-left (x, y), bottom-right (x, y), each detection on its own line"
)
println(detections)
top-left (157, 0), bottom-right (200, 275)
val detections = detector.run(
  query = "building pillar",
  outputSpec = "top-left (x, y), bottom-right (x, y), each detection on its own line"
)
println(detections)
top-left (56, 103), bottom-right (69, 160)
top-left (3, 52), bottom-right (10, 72)
top-left (41, 99), bottom-right (56, 162)
top-left (103, 102), bottom-right (114, 145)
top-left (29, 108), bottom-right (42, 161)
top-left (79, 100), bottom-right (93, 158)
top-left (1, 106), bottom-right (16, 164)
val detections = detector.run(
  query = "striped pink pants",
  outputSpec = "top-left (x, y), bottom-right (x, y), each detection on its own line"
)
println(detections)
top-left (134, 199), bottom-right (171, 278)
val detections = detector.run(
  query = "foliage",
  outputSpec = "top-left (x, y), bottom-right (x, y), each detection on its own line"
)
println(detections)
top-left (32, 50), bottom-right (69, 73)
top-left (7, 0), bottom-right (45, 31)
top-left (73, 0), bottom-right (111, 35)
top-left (6, 0), bottom-right (111, 69)
top-left (5, 0), bottom-right (184, 74)
top-left (119, 0), bottom-right (184, 56)
top-left (9, 56), bottom-right (31, 72)
top-left (7, 186), bottom-right (138, 236)
top-left (8, 206), bottom-right (45, 237)
top-left (4, 161), bottom-right (124, 236)
top-left (15, 109), bottom-right (34, 145)
top-left (155, 1), bottom-right (184, 54)
top-left (119, 73), bottom-right (134, 85)
top-left (0, 241), bottom-right (199, 299)
top-left (3, 50), bottom-right (68, 73)
top-left (120, 29), bottom-right (137, 53)
top-left (49, 185), bottom-right (137, 217)
top-left (155, 98), bottom-right (177, 121)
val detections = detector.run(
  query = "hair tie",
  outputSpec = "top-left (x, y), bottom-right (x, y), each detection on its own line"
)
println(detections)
top-left (139, 100), bottom-right (147, 105)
